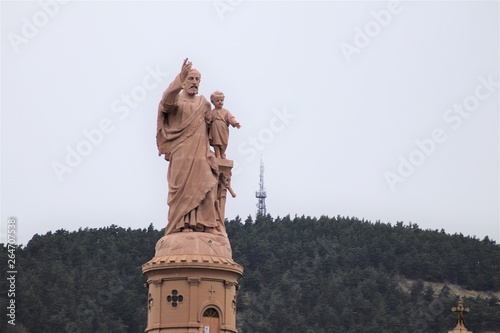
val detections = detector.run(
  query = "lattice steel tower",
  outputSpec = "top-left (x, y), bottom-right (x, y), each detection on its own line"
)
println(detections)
top-left (255, 158), bottom-right (267, 216)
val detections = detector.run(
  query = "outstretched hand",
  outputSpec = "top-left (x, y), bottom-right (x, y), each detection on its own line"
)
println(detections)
top-left (180, 58), bottom-right (192, 82)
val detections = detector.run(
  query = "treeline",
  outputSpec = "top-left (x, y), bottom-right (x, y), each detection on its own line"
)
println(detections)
top-left (1, 215), bottom-right (499, 332)
top-left (229, 215), bottom-right (500, 332)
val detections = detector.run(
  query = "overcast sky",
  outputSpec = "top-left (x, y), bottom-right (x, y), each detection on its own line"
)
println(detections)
top-left (1, 1), bottom-right (499, 246)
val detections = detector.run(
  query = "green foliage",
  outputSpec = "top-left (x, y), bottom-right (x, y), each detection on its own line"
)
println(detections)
top-left (229, 215), bottom-right (500, 332)
top-left (1, 216), bottom-right (499, 332)
top-left (0, 224), bottom-right (161, 333)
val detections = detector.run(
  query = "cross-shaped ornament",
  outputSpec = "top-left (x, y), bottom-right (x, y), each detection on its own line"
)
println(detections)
top-left (209, 286), bottom-right (216, 299)
top-left (451, 300), bottom-right (470, 328)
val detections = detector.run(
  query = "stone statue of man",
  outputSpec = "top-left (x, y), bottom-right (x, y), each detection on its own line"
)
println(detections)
top-left (156, 58), bottom-right (225, 236)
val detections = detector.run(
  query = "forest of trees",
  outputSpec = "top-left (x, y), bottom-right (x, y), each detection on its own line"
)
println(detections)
top-left (1, 214), bottom-right (499, 333)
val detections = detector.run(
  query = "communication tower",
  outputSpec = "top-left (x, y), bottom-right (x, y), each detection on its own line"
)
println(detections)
top-left (255, 158), bottom-right (267, 216)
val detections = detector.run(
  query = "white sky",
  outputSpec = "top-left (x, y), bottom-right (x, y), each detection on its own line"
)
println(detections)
top-left (1, 1), bottom-right (499, 246)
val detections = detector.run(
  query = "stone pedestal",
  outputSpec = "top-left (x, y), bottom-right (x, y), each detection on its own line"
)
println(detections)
top-left (143, 233), bottom-right (243, 333)
top-left (448, 325), bottom-right (473, 333)
top-left (215, 158), bottom-right (235, 224)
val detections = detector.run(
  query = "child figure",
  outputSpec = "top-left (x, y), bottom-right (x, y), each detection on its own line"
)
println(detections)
top-left (207, 91), bottom-right (241, 159)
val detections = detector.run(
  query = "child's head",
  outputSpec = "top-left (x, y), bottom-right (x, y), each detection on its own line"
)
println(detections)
top-left (210, 91), bottom-right (225, 107)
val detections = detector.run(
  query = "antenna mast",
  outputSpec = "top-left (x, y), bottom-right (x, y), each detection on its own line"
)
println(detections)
top-left (255, 157), bottom-right (267, 216)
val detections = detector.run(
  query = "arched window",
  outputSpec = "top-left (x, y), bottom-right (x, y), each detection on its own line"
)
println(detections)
top-left (203, 308), bottom-right (219, 318)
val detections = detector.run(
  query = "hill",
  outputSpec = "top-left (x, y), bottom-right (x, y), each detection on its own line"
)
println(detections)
top-left (1, 215), bottom-right (499, 332)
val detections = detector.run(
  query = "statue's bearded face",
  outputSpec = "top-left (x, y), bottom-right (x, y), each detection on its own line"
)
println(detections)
top-left (183, 71), bottom-right (201, 95)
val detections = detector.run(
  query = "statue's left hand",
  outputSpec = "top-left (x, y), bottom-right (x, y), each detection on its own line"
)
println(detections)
top-left (204, 111), bottom-right (214, 123)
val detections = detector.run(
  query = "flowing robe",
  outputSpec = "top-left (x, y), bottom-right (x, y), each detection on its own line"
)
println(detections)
top-left (156, 74), bottom-right (219, 235)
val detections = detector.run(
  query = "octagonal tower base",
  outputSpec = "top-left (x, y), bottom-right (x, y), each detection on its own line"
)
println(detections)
top-left (142, 232), bottom-right (243, 333)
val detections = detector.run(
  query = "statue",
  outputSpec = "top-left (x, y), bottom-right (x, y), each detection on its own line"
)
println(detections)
top-left (145, 61), bottom-right (243, 333)
top-left (206, 91), bottom-right (241, 159)
top-left (156, 58), bottom-right (226, 236)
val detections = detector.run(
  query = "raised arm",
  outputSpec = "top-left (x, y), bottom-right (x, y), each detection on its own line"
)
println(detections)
top-left (159, 58), bottom-right (192, 113)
